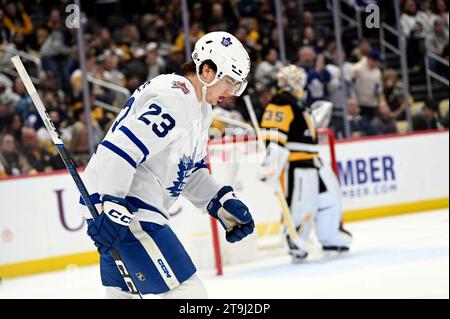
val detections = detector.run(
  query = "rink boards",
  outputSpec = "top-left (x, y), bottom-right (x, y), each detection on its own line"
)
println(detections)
top-left (0, 130), bottom-right (448, 278)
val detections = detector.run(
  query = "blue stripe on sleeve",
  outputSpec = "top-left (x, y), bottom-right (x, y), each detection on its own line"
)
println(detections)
top-left (79, 193), bottom-right (101, 205)
top-left (192, 158), bottom-right (208, 174)
top-left (100, 140), bottom-right (137, 169)
top-left (118, 126), bottom-right (150, 163)
top-left (126, 196), bottom-right (168, 219)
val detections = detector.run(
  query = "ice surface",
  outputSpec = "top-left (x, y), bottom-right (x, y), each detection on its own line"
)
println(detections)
top-left (1, 209), bottom-right (448, 299)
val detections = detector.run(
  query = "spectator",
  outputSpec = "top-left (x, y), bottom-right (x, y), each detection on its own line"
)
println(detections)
top-left (69, 120), bottom-right (90, 167)
top-left (116, 24), bottom-right (142, 61)
top-left (145, 42), bottom-right (166, 81)
top-left (325, 46), bottom-right (355, 107)
top-left (350, 39), bottom-right (372, 62)
top-left (301, 26), bottom-right (325, 53)
top-left (400, 0), bottom-right (429, 37)
top-left (12, 76), bottom-right (33, 122)
top-left (68, 107), bottom-right (103, 167)
top-left (372, 103), bottom-right (398, 135)
top-left (70, 52), bottom-right (101, 98)
top-left (0, 133), bottom-right (32, 176)
top-left (2, 2), bottom-right (33, 36)
top-left (335, 98), bottom-right (377, 138)
top-left (238, 17), bottom-right (261, 59)
top-left (409, 20), bottom-right (428, 70)
top-left (234, 25), bottom-right (261, 62)
top-left (191, 2), bottom-right (204, 28)
top-left (0, 102), bottom-right (13, 135)
top-left (91, 27), bottom-right (114, 54)
top-left (165, 45), bottom-right (185, 75)
top-left (0, 76), bottom-right (20, 124)
top-left (302, 11), bottom-right (330, 42)
top-left (101, 50), bottom-right (126, 87)
top-left (37, 108), bottom-right (71, 152)
top-left (40, 8), bottom-right (71, 93)
top-left (207, 2), bottom-right (230, 32)
top-left (434, 0), bottom-right (449, 28)
top-left (174, 21), bottom-right (205, 54)
top-left (3, 113), bottom-right (23, 143)
top-left (296, 46), bottom-right (331, 106)
top-left (1, 31), bottom-right (30, 66)
top-left (352, 49), bottom-right (384, 120)
top-left (0, 8), bottom-right (10, 45)
top-left (412, 99), bottom-right (442, 131)
top-left (254, 48), bottom-right (283, 90)
top-left (383, 69), bottom-right (408, 121)
top-left (21, 127), bottom-right (58, 172)
top-left (425, 18), bottom-right (449, 72)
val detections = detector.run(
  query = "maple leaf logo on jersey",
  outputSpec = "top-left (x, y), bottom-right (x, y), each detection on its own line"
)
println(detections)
top-left (167, 152), bottom-right (196, 198)
top-left (221, 37), bottom-right (232, 47)
top-left (172, 81), bottom-right (190, 94)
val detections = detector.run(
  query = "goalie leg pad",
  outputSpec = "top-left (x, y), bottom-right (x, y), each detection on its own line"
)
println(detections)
top-left (316, 166), bottom-right (352, 249)
top-left (288, 168), bottom-right (319, 241)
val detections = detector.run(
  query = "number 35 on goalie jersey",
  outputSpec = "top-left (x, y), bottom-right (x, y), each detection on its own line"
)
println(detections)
top-left (260, 93), bottom-right (319, 163)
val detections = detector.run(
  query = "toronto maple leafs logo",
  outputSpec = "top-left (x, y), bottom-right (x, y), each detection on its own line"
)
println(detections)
top-left (172, 81), bottom-right (190, 94)
top-left (167, 153), bottom-right (196, 198)
top-left (221, 37), bottom-right (232, 47)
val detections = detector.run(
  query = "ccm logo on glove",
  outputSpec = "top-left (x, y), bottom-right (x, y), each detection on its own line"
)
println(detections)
top-left (105, 202), bottom-right (134, 226)
top-left (87, 195), bottom-right (137, 256)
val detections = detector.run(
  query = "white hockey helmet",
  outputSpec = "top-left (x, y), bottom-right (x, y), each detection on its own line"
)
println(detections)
top-left (277, 65), bottom-right (308, 100)
top-left (192, 31), bottom-right (251, 96)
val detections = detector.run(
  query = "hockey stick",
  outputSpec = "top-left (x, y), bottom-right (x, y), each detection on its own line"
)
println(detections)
top-left (11, 55), bottom-right (143, 299)
top-left (243, 95), bottom-right (310, 252)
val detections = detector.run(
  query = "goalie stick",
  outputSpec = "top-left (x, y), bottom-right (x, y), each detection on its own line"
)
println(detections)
top-left (243, 95), bottom-right (311, 253)
top-left (11, 55), bottom-right (143, 299)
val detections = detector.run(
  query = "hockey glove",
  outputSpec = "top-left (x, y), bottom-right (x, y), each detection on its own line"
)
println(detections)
top-left (87, 195), bottom-right (138, 256)
top-left (207, 186), bottom-right (255, 243)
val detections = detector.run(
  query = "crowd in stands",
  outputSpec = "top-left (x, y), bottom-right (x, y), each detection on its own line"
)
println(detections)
top-left (0, 0), bottom-right (449, 178)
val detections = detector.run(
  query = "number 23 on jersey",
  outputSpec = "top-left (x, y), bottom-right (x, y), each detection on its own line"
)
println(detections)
top-left (112, 97), bottom-right (176, 138)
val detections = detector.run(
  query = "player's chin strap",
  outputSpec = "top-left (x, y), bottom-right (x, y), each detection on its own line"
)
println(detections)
top-left (195, 65), bottom-right (221, 103)
top-left (197, 75), bottom-right (216, 104)
top-left (201, 84), bottom-right (208, 104)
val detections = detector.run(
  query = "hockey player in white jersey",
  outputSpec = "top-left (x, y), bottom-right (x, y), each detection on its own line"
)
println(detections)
top-left (80, 31), bottom-right (254, 298)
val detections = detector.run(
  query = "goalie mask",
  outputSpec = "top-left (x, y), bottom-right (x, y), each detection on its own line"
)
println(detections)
top-left (192, 31), bottom-right (251, 96)
top-left (277, 65), bottom-right (308, 100)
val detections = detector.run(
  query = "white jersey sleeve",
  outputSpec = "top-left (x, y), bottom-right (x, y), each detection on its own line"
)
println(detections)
top-left (94, 77), bottom-right (191, 198)
top-left (182, 156), bottom-right (221, 213)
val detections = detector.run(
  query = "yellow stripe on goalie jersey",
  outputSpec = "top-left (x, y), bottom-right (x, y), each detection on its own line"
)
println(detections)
top-left (262, 133), bottom-right (287, 145)
top-left (261, 104), bottom-right (294, 133)
top-left (289, 151), bottom-right (319, 162)
top-left (303, 111), bottom-right (317, 140)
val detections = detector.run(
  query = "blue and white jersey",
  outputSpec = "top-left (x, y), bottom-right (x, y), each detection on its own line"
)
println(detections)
top-left (79, 74), bottom-right (221, 225)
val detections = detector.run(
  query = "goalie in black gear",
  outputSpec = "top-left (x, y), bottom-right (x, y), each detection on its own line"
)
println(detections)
top-left (259, 65), bottom-right (352, 262)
